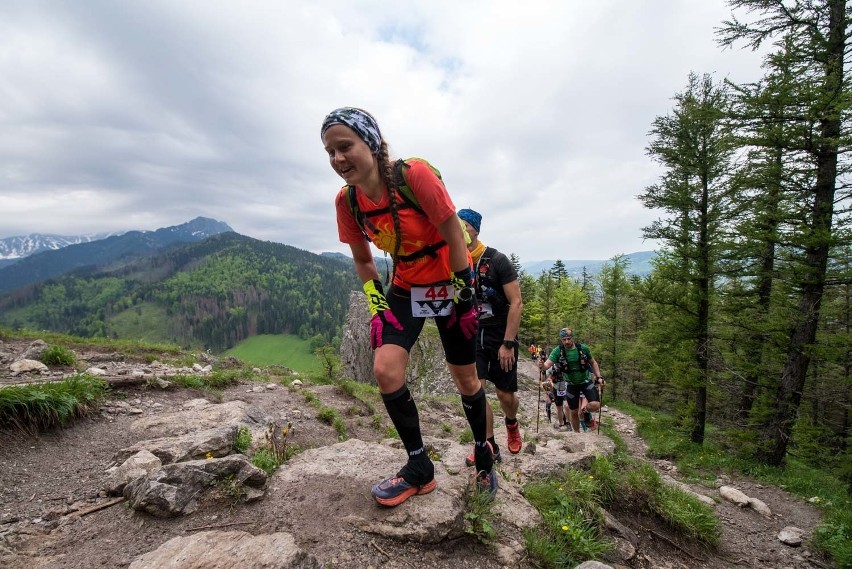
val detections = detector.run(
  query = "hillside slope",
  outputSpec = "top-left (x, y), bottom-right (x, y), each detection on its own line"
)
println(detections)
top-left (0, 233), bottom-right (359, 350)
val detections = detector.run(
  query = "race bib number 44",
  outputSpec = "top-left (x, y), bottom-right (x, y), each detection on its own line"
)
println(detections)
top-left (410, 285), bottom-right (454, 317)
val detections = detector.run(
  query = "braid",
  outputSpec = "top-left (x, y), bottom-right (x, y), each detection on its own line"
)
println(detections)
top-left (377, 142), bottom-right (403, 282)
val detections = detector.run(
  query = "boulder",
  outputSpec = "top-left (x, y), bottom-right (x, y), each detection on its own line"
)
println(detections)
top-left (129, 530), bottom-right (320, 568)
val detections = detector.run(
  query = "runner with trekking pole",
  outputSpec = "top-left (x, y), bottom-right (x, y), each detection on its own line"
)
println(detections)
top-left (597, 381), bottom-right (604, 435)
top-left (539, 327), bottom-right (605, 433)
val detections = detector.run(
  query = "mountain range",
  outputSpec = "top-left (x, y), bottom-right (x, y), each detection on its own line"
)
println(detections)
top-left (520, 251), bottom-right (656, 278)
top-left (0, 217), bottom-right (233, 294)
top-left (321, 251), bottom-right (657, 278)
top-left (0, 231), bottom-right (124, 269)
top-left (0, 218), bottom-right (657, 350)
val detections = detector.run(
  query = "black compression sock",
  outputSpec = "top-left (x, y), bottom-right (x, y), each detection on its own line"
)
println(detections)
top-left (461, 388), bottom-right (487, 442)
top-left (382, 385), bottom-right (425, 460)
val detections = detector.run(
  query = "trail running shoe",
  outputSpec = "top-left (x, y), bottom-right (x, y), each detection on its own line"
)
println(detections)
top-left (465, 441), bottom-right (501, 467)
top-left (371, 474), bottom-right (436, 507)
top-left (506, 421), bottom-right (522, 454)
top-left (475, 469), bottom-right (499, 501)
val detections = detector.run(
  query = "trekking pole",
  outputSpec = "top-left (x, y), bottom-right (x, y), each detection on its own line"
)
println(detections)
top-left (597, 382), bottom-right (604, 435)
top-left (536, 368), bottom-right (542, 433)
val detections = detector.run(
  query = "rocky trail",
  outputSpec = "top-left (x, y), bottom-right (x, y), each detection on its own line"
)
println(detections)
top-left (0, 338), bottom-right (833, 568)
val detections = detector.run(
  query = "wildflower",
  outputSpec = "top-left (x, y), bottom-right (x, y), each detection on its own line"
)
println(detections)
top-left (588, 475), bottom-right (594, 480)
top-left (205, 452), bottom-right (213, 460)
top-left (561, 525), bottom-right (568, 532)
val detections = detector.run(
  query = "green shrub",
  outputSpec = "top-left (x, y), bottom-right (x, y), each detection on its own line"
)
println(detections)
top-left (251, 448), bottom-right (279, 475)
top-left (317, 407), bottom-right (336, 425)
top-left (234, 425), bottom-right (252, 454)
top-left (42, 345), bottom-right (76, 366)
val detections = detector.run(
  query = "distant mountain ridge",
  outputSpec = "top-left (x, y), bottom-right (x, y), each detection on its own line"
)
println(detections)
top-left (320, 250), bottom-right (658, 278)
top-left (521, 251), bottom-right (656, 277)
top-left (0, 231), bottom-right (124, 270)
top-left (0, 217), bottom-right (233, 294)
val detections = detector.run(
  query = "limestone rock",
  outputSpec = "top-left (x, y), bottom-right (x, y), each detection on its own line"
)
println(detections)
top-left (19, 339), bottom-right (49, 361)
top-left (748, 496), bottom-right (772, 517)
top-left (778, 526), bottom-right (804, 546)
top-left (129, 530), bottom-right (320, 568)
top-left (124, 455), bottom-right (267, 517)
top-left (719, 485), bottom-right (750, 506)
top-left (10, 359), bottom-right (48, 374)
top-left (103, 450), bottom-right (162, 496)
top-left (113, 425), bottom-right (238, 465)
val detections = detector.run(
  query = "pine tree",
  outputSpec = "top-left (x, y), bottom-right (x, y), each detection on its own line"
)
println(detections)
top-left (640, 73), bottom-right (736, 444)
top-left (719, 0), bottom-right (852, 465)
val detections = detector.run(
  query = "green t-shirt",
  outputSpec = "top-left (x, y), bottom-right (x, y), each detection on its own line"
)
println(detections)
top-left (548, 344), bottom-right (593, 385)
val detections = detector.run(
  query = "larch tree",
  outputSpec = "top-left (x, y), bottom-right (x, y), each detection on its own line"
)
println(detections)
top-left (718, 0), bottom-right (852, 465)
top-left (640, 72), bottom-right (737, 444)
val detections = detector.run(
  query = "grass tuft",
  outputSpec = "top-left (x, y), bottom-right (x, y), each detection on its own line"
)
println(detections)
top-left (0, 375), bottom-right (108, 431)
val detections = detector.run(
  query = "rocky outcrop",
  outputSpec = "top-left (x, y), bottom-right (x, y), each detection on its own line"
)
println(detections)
top-left (124, 455), bottom-right (267, 517)
top-left (129, 530), bottom-right (321, 569)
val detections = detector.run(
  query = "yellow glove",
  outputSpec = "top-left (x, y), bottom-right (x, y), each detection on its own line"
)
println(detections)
top-left (363, 279), bottom-right (390, 317)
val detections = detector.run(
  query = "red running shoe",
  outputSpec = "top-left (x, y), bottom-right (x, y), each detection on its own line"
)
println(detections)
top-left (506, 421), bottom-right (522, 454)
top-left (465, 440), bottom-right (502, 467)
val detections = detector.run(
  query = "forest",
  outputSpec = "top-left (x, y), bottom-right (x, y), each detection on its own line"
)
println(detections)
top-left (515, 0), bottom-right (851, 491)
top-left (0, 233), bottom-right (359, 352)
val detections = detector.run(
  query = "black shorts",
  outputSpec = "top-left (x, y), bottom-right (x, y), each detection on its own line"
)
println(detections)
top-left (378, 285), bottom-right (476, 366)
top-left (474, 325), bottom-right (518, 392)
top-left (563, 381), bottom-right (599, 410)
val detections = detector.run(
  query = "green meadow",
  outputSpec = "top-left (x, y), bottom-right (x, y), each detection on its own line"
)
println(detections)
top-left (224, 334), bottom-right (321, 373)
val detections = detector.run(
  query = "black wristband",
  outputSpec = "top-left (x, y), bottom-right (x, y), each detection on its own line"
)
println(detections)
top-left (453, 266), bottom-right (474, 287)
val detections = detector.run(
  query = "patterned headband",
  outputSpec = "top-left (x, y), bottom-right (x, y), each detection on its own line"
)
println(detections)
top-left (321, 107), bottom-right (382, 154)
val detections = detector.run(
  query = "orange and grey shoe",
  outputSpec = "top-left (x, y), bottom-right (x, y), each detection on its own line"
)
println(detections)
top-left (475, 469), bottom-right (499, 501)
top-left (465, 441), bottom-right (502, 467)
top-left (506, 421), bottom-right (522, 454)
top-left (371, 475), bottom-right (437, 507)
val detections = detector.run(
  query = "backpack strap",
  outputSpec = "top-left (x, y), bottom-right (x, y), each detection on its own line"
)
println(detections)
top-left (576, 342), bottom-right (590, 372)
top-left (346, 158), bottom-right (448, 262)
top-left (473, 247), bottom-right (495, 289)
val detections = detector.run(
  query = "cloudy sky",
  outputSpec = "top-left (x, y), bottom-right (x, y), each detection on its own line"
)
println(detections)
top-left (0, 0), bottom-right (767, 263)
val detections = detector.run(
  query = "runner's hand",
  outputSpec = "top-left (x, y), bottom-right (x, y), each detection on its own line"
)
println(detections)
top-left (447, 297), bottom-right (477, 339)
top-left (363, 280), bottom-right (403, 350)
top-left (370, 311), bottom-right (402, 350)
top-left (446, 267), bottom-right (477, 339)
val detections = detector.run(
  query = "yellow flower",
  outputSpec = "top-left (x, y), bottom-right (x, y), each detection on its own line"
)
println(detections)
top-left (205, 452), bottom-right (213, 460)
top-left (588, 475), bottom-right (594, 480)
top-left (561, 525), bottom-right (568, 532)
top-left (282, 429), bottom-right (289, 437)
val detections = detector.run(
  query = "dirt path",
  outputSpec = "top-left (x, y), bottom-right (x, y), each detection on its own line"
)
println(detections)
top-left (0, 342), bottom-right (834, 568)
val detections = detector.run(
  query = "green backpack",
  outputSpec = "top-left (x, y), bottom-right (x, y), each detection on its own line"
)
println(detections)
top-left (346, 157), bottom-right (437, 240)
top-left (346, 157), bottom-right (463, 263)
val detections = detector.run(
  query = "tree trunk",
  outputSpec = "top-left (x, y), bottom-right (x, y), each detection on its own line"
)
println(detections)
top-left (692, 170), bottom-right (711, 444)
top-left (759, 0), bottom-right (845, 465)
top-left (739, 149), bottom-right (781, 415)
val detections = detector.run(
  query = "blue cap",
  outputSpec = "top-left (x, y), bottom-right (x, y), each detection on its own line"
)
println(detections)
top-left (458, 208), bottom-right (482, 233)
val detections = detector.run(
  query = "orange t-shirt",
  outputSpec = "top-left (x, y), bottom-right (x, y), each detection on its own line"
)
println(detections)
top-left (336, 160), bottom-right (460, 290)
